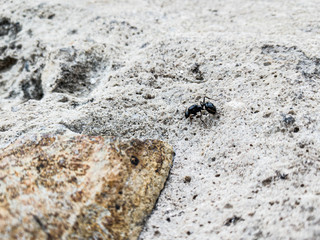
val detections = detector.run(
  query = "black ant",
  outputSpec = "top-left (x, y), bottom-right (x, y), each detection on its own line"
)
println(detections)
top-left (185, 97), bottom-right (217, 122)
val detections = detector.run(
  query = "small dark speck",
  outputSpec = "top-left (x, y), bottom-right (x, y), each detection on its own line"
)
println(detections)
top-left (48, 14), bottom-right (55, 19)
top-left (141, 42), bottom-right (149, 48)
top-left (224, 203), bottom-right (233, 209)
top-left (9, 43), bottom-right (15, 49)
top-left (307, 216), bottom-right (315, 221)
top-left (186, 231), bottom-right (191, 235)
top-left (263, 112), bottom-right (271, 118)
top-left (130, 156), bottom-right (139, 166)
top-left (224, 215), bottom-right (244, 226)
top-left (58, 96), bottom-right (68, 103)
top-left (283, 115), bottom-right (295, 125)
top-left (262, 176), bottom-right (273, 186)
top-left (143, 93), bottom-right (155, 99)
top-left (209, 9), bottom-right (218, 13)
top-left (192, 194), bottom-right (198, 200)
top-left (68, 29), bottom-right (78, 34)
top-left (58, 159), bottom-right (66, 168)
top-left (70, 101), bottom-right (79, 108)
top-left (33, 215), bottom-right (46, 230)
top-left (36, 163), bottom-right (45, 172)
top-left (184, 176), bottom-right (191, 183)
top-left (276, 171), bottom-right (288, 180)
top-left (166, 217), bottom-right (171, 222)
top-left (293, 127), bottom-right (300, 132)
top-left (191, 63), bottom-right (200, 73)
top-left (27, 29), bottom-right (33, 36)
top-left (33, 215), bottom-right (52, 239)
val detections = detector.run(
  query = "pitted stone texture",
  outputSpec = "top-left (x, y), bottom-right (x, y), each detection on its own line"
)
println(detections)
top-left (41, 45), bottom-right (109, 97)
top-left (0, 135), bottom-right (174, 240)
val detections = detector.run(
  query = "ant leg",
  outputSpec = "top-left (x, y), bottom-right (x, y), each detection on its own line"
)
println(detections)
top-left (189, 114), bottom-right (194, 124)
top-left (200, 111), bottom-right (208, 127)
top-left (199, 111), bottom-right (205, 124)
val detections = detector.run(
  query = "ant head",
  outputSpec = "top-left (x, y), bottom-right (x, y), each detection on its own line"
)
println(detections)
top-left (204, 102), bottom-right (217, 114)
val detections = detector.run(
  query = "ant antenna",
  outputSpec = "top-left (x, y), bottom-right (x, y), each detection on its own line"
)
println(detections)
top-left (203, 96), bottom-right (214, 100)
top-left (201, 96), bottom-right (213, 106)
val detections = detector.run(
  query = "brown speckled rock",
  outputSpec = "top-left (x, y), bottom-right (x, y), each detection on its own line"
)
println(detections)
top-left (0, 135), bottom-right (174, 240)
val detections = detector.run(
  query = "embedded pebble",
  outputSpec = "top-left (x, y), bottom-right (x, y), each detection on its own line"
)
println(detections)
top-left (0, 134), bottom-right (174, 240)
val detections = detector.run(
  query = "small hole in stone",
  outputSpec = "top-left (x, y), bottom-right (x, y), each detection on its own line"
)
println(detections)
top-left (130, 156), bottom-right (139, 166)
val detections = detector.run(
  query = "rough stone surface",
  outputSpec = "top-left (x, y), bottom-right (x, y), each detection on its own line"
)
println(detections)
top-left (1, 0), bottom-right (320, 239)
top-left (0, 135), bottom-right (174, 240)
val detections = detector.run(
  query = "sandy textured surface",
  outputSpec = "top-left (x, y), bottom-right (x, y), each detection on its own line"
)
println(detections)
top-left (1, 0), bottom-right (320, 239)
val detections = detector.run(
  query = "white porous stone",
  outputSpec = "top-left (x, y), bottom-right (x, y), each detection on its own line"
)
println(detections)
top-left (1, 0), bottom-right (320, 239)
